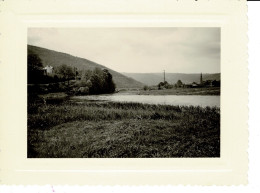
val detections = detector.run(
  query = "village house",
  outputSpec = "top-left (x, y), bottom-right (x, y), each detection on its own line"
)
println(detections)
top-left (192, 82), bottom-right (199, 87)
top-left (43, 65), bottom-right (54, 75)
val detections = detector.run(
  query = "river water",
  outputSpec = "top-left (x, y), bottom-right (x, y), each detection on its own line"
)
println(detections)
top-left (72, 94), bottom-right (220, 108)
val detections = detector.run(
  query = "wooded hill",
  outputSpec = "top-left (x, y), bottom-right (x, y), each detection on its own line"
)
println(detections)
top-left (122, 72), bottom-right (220, 86)
top-left (28, 45), bottom-right (144, 89)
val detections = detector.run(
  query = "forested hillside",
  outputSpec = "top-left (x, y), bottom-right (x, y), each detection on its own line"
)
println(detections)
top-left (28, 45), bottom-right (144, 88)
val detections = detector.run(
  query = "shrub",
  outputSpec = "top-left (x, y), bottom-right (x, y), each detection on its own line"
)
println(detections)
top-left (77, 87), bottom-right (89, 95)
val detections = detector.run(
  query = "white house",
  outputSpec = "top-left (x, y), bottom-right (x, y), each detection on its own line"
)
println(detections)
top-left (43, 65), bottom-right (54, 74)
top-left (191, 82), bottom-right (198, 87)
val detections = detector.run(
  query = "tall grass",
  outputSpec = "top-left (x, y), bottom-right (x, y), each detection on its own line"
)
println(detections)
top-left (28, 101), bottom-right (219, 130)
top-left (28, 99), bottom-right (220, 158)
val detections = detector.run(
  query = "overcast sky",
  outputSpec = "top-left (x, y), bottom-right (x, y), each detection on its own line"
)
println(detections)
top-left (28, 28), bottom-right (220, 73)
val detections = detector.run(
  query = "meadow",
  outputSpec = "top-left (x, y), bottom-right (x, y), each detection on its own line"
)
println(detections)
top-left (28, 96), bottom-right (220, 158)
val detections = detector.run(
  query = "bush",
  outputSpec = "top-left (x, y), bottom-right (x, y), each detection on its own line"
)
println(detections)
top-left (143, 85), bottom-right (149, 91)
top-left (77, 87), bottom-right (89, 95)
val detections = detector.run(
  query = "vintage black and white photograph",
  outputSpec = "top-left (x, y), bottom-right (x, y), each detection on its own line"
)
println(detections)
top-left (27, 28), bottom-right (220, 158)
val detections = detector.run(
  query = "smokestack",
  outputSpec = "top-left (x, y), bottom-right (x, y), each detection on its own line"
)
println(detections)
top-left (164, 70), bottom-right (165, 82)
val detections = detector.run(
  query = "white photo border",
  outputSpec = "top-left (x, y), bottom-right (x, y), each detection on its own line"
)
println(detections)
top-left (0, 0), bottom-right (247, 185)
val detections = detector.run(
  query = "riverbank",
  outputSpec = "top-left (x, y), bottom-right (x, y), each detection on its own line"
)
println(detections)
top-left (28, 100), bottom-right (220, 158)
top-left (29, 86), bottom-right (220, 102)
top-left (118, 87), bottom-right (220, 95)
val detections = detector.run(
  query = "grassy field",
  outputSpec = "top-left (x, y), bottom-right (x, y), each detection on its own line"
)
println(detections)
top-left (118, 87), bottom-right (220, 95)
top-left (28, 97), bottom-right (220, 158)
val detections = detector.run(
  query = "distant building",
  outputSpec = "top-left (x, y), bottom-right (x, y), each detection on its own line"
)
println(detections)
top-left (204, 80), bottom-right (213, 87)
top-left (179, 73), bottom-right (220, 89)
top-left (43, 65), bottom-right (54, 75)
top-left (192, 82), bottom-right (199, 87)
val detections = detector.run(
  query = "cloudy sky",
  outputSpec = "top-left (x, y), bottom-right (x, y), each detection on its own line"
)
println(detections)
top-left (28, 28), bottom-right (220, 73)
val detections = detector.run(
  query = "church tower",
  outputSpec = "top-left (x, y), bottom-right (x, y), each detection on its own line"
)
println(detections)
top-left (200, 73), bottom-right (203, 84)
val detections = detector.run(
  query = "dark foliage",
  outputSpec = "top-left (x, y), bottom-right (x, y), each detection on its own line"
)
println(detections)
top-left (78, 67), bottom-right (115, 95)
top-left (27, 55), bottom-right (116, 95)
top-left (27, 53), bottom-right (45, 84)
top-left (158, 81), bottom-right (172, 89)
top-left (55, 64), bottom-right (75, 85)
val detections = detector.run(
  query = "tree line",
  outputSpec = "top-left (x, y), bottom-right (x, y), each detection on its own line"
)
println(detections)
top-left (143, 79), bottom-right (220, 91)
top-left (28, 53), bottom-right (115, 95)
top-left (75, 67), bottom-right (115, 95)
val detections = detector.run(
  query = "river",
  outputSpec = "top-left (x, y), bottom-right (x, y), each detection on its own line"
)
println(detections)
top-left (72, 94), bottom-right (220, 108)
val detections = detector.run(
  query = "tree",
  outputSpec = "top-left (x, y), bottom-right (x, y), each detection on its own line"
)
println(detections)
top-left (176, 80), bottom-right (183, 88)
top-left (87, 68), bottom-right (116, 94)
top-left (158, 82), bottom-right (164, 90)
top-left (73, 67), bottom-right (116, 95)
top-left (89, 68), bottom-right (103, 94)
top-left (27, 53), bottom-right (44, 83)
top-left (163, 81), bottom-right (171, 89)
top-left (158, 81), bottom-right (170, 90)
top-left (28, 53), bottom-right (43, 71)
top-left (102, 69), bottom-right (115, 93)
top-left (55, 64), bottom-right (74, 85)
top-left (81, 69), bottom-right (92, 81)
